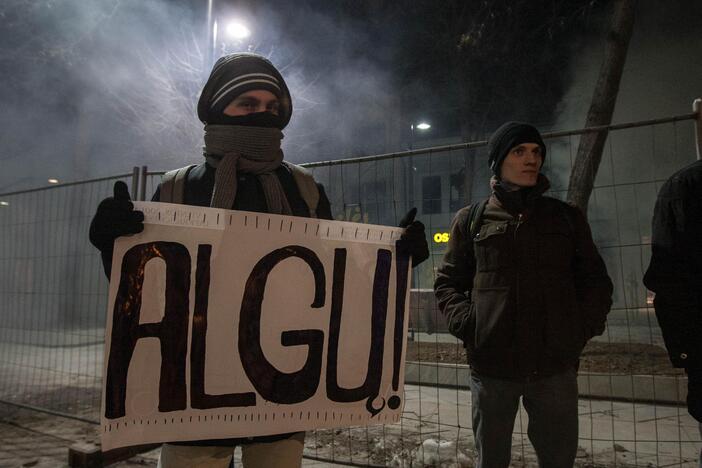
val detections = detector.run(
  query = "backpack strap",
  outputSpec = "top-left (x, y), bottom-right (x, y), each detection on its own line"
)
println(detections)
top-left (463, 199), bottom-right (489, 302)
top-left (159, 165), bottom-right (197, 204)
top-left (284, 162), bottom-right (320, 218)
top-left (467, 198), bottom-right (489, 239)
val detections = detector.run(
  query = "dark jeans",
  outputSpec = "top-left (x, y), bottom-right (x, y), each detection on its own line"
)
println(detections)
top-left (470, 368), bottom-right (579, 468)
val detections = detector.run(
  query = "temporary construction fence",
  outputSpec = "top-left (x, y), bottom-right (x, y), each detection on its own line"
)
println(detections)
top-left (1, 107), bottom-right (701, 467)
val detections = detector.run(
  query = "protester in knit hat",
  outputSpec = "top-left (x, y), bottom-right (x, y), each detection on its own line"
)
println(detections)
top-left (487, 121), bottom-right (546, 177)
top-left (89, 52), bottom-right (430, 468)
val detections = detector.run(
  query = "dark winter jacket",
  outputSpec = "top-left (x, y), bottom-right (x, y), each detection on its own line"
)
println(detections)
top-left (151, 162), bottom-right (332, 218)
top-left (643, 159), bottom-right (702, 370)
top-left (97, 162), bottom-right (332, 274)
top-left (97, 160), bottom-right (332, 447)
top-left (434, 177), bottom-right (613, 379)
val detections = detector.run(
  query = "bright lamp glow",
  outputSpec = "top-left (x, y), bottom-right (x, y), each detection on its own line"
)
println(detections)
top-left (225, 22), bottom-right (251, 40)
top-left (0, 201), bottom-right (8, 206)
top-left (48, 178), bottom-right (59, 184)
top-left (416, 122), bottom-right (431, 130)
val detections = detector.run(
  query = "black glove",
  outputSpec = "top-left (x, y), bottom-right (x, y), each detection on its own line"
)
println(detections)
top-left (89, 181), bottom-right (144, 252)
top-left (398, 207), bottom-right (429, 267)
top-left (687, 369), bottom-right (702, 423)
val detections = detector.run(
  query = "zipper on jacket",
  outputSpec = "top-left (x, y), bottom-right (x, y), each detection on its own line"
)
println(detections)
top-left (513, 212), bottom-right (527, 374)
top-left (514, 213), bottom-right (524, 239)
top-left (512, 212), bottom-right (523, 313)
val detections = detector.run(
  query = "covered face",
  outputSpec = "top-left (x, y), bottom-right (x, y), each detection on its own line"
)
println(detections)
top-left (197, 53), bottom-right (292, 129)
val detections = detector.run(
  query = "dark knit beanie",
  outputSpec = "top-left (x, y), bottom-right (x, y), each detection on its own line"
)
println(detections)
top-left (197, 53), bottom-right (292, 129)
top-left (487, 122), bottom-right (546, 176)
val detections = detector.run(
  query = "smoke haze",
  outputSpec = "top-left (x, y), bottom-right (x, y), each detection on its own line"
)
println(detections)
top-left (0, 0), bottom-right (699, 193)
top-left (0, 0), bottom-right (397, 191)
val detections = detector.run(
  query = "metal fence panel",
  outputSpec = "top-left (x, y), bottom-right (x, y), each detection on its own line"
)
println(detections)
top-left (1, 116), bottom-right (701, 466)
top-left (0, 176), bottom-right (132, 422)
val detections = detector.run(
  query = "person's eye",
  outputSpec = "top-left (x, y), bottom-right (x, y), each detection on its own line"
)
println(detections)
top-left (514, 148), bottom-right (524, 155)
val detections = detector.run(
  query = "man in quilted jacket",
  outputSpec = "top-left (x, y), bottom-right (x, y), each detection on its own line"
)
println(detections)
top-left (434, 121), bottom-right (613, 468)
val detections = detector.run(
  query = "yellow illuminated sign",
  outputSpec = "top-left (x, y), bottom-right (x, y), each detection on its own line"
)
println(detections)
top-left (433, 232), bottom-right (450, 243)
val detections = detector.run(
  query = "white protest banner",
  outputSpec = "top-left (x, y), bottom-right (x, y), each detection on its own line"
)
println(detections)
top-left (101, 202), bottom-right (412, 450)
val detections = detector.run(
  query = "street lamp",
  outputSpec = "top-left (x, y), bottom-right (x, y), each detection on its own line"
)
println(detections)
top-left (410, 121), bottom-right (432, 149)
top-left (210, 18), bottom-right (252, 66)
top-left (205, 1), bottom-right (253, 68)
top-left (225, 22), bottom-right (250, 40)
top-left (206, 0), bottom-right (215, 70)
top-left (48, 178), bottom-right (59, 184)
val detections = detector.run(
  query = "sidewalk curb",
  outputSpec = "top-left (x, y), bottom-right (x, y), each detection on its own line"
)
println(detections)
top-left (404, 361), bottom-right (688, 404)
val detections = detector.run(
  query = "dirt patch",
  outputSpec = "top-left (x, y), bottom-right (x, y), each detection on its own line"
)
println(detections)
top-left (405, 341), bottom-right (685, 376)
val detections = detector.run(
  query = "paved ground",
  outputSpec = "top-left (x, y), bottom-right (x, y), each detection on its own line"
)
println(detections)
top-left (402, 385), bottom-right (702, 467)
top-left (2, 384), bottom-right (700, 467)
top-left (1, 324), bottom-right (699, 467)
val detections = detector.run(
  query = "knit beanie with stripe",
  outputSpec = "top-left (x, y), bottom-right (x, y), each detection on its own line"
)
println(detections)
top-left (197, 53), bottom-right (292, 129)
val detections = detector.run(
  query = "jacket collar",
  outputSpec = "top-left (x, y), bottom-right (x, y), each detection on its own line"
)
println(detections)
top-left (490, 174), bottom-right (551, 215)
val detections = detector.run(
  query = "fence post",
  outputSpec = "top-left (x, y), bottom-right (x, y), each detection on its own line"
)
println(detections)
top-left (694, 98), bottom-right (701, 161)
top-left (139, 166), bottom-right (148, 201)
top-left (131, 167), bottom-right (140, 199)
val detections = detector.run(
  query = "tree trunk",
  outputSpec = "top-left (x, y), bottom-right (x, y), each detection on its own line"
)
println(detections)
top-left (566, 0), bottom-right (637, 214)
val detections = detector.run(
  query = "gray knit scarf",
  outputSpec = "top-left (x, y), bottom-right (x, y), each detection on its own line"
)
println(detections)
top-left (204, 124), bottom-right (292, 214)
